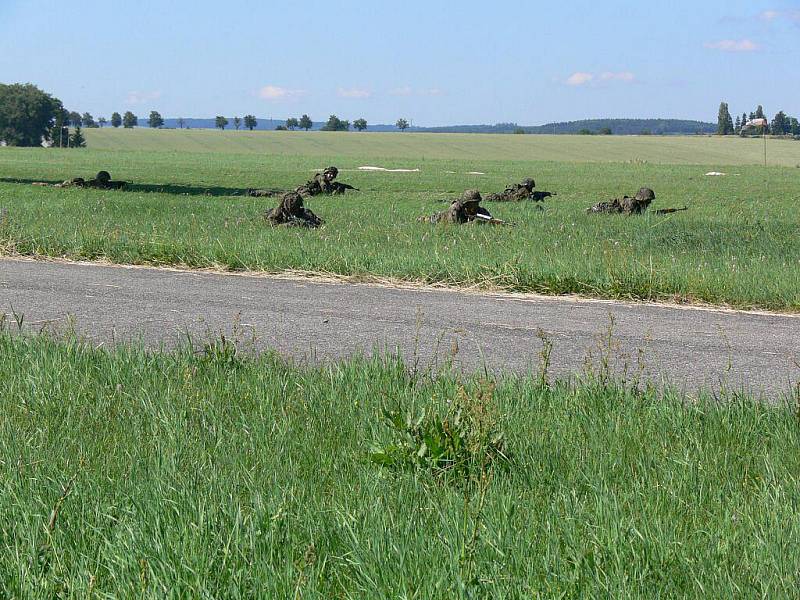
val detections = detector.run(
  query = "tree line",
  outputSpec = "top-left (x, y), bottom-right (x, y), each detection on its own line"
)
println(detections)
top-left (717, 102), bottom-right (800, 137)
top-left (210, 115), bottom-right (410, 132)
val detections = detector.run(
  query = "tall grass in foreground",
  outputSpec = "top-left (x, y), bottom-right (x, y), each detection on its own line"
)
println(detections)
top-left (1, 331), bottom-right (799, 597)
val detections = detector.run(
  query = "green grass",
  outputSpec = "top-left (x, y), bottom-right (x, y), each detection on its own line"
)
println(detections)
top-left (2, 331), bottom-right (800, 597)
top-left (1, 129), bottom-right (799, 311)
top-left (82, 128), bottom-right (800, 166)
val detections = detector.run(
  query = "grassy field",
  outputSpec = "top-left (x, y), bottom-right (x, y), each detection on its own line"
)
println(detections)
top-left (2, 330), bottom-right (799, 597)
top-left (82, 128), bottom-right (800, 166)
top-left (1, 129), bottom-right (799, 311)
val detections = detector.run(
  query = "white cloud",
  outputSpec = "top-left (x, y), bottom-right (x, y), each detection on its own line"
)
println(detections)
top-left (759, 9), bottom-right (800, 23)
top-left (337, 87), bottom-right (371, 99)
top-left (390, 86), bottom-right (445, 97)
top-left (704, 39), bottom-right (759, 52)
top-left (258, 85), bottom-right (306, 101)
top-left (566, 72), bottom-right (594, 86)
top-left (126, 90), bottom-right (162, 104)
top-left (566, 71), bottom-right (635, 86)
top-left (389, 86), bottom-right (413, 97)
top-left (599, 71), bottom-right (636, 82)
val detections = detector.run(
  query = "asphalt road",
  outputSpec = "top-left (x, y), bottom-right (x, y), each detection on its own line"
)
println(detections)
top-left (1, 258), bottom-right (798, 399)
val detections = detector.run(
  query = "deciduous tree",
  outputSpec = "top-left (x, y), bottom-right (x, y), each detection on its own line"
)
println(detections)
top-left (0, 83), bottom-right (63, 147)
top-left (148, 111), bottom-right (164, 128)
top-left (286, 117), bottom-right (299, 130)
top-left (396, 118), bottom-right (409, 131)
top-left (215, 116), bottom-right (229, 130)
top-left (111, 112), bottom-right (122, 128)
top-left (243, 115), bottom-right (257, 130)
top-left (122, 111), bottom-right (138, 128)
top-left (321, 115), bottom-right (349, 131)
top-left (299, 114), bottom-right (312, 131)
top-left (353, 118), bottom-right (367, 131)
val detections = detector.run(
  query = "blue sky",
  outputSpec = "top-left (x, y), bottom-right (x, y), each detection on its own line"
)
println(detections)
top-left (1, 0), bottom-right (798, 125)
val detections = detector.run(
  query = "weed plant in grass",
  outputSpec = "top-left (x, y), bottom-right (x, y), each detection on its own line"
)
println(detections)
top-left (1, 331), bottom-right (800, 597)
top-left (1, 138), bottom-right (799, 311)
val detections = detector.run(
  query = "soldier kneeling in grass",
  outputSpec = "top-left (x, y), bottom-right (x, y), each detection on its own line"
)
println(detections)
top-left (264, 192), bottom-right (323, 228)
top-left (419, 190), bottom-right (510, 225)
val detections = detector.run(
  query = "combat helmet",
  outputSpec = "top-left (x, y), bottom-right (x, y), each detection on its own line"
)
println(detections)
top-left (460, 189), bottom-right (483, 204)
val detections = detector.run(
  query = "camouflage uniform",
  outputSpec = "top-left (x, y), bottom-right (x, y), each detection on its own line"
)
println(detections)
top-left (587, 188), bottom-right (655, 215)
top-left (264, 192), bottom-right (323, 228)
top-left (484, 178), bottom-right (536, 202)
top-left (420, 190), bottom-right (495, 224)
top-left (249, 166), bottom-right (356, 199)
top-left (49, 171), bottom-right (126, 190)
top-left (84, 171), bottom-right (126, 189)
top-left (297, 166), bottom-right (357, 197)
top-left (246, 188), bottom-right (283, 198)
top-left (52, 178), bottom-right (86, 188)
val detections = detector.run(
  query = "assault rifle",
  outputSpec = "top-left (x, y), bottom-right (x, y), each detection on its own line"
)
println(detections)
top-left (654, 206), bottom-right (688, 215)
top-left (474, 213), bottom-right (515, 226)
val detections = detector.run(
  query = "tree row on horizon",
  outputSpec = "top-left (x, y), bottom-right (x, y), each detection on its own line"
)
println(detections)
top-left (717, 102), bottom-right (799, 136)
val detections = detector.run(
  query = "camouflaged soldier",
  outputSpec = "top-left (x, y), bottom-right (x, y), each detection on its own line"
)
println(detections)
top-left (50, 177), bottom-right (86, 188)
top-left (297, 166), bottom-right (358, 197)
top-left (44, 171), bottom-right (126, 190)
top-left (484, 178), bottom-right (536, 202)
top-left (264, 192), bottom-right (323, 228)
top-left (246, 188), bottom-right (283, 198)
top-left (587, 187), bottom-right (655, 215)
top-left (84, 171), bottom-right (126, 189)
top-left (419, 190), bottom-right (497, 224)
